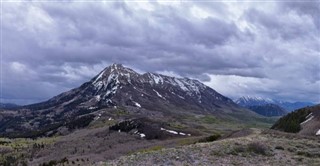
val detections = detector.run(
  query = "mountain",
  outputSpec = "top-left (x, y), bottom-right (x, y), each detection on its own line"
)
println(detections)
top-left (25, 63), bottom-right (235, 114)
top-left (271, 104), bottom-right (320, 136)
top-left (235, 96), bottom-right (287, 117)
top-left (278, 101), bottom-right (316, 112)
top-left (247, 104), bottom-right (288, 117)
top-left (235, 96), bottom-right (274, 107)
top-left (0, 103), bottom-right (19, 109)
top-left (235, 96), bottom-right (314, 112)
top-left (0, 64), bottom-right (266, 138)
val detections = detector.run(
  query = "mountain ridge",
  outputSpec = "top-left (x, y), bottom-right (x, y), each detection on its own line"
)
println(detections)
top-left (25, 64), bottom-right (235, 113)
top-left (0, 103), bottom-right (19, 109)
top-left (247, 104), bottom-right (288, 117)
top-left (235, 96), bottom-right (314, 112)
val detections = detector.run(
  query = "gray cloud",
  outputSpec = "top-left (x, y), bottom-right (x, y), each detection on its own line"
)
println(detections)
top-left (1, 1), bottom-right (319, 104)
top-left (280, 0), bottom-right (320, 29)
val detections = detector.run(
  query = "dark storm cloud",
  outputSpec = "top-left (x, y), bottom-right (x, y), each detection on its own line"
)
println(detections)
top-left (279, 0), bottom-right (320, 29)
top-left (1, 1), bottom-right (319, 104)
top-left (245, 7), bottom-right (315, 40)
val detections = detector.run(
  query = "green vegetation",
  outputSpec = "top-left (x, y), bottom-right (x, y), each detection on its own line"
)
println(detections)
top-left (168, 122), bottom-right (186, 129)
top-left (177, 137), bottom-right (199, 146)
top-left (39, 157), bottom-right (68, 166)
top-left (66, 115), bottom-right (95, 130)
top-left (197, 133), bottom-right (221, 143)
top-left (188, 113), bottom-right (276, 135)
top-left (115, 109), bottom-right (129, 116)
top-left (89, 118), bottom-right (116, 128)
top-left (135, 145), bottom-right (164, 154)
top-left (0, 137), bottom-right (57, 165)
top-left (271, 107), bottom-right (311, 133)
top-left (201, 115), bottom-right (218, 124)
top-left (4, 122), bottom-right (63, 139)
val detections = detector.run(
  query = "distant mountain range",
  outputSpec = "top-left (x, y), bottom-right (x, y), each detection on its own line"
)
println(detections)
top-left (234, 96), bottom-right (315, 117)
top-left (235, 96), bottom-right (314, 112)
top-left (0, 64), bottom-right (266, 138)
top-left (0, 103), bottom-right (19, 109)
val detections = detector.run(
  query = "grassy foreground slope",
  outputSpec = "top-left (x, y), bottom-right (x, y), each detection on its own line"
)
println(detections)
top-left (98, 129), bottom-right (320, 166)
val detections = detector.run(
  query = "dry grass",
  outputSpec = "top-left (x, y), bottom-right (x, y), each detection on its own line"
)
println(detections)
top-left (100, 129), bottom-right (320, 166)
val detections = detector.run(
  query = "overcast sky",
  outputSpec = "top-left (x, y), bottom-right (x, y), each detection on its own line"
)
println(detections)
top-left (1, 0), bottom-right (319, 105)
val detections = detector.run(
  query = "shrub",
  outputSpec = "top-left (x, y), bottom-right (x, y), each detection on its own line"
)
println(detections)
top-left (39, 158), bottom-right (68, 166)
top-left (248, 142), bottom-right (268, 155)
top-left (229, 145), bottom-right (246, 155)
top-left (197, 134), bottom-right (221, 143)
top-left (275, 146), bottom-right (284, 150)
top-left (66, 115), bottom-right (95, 130)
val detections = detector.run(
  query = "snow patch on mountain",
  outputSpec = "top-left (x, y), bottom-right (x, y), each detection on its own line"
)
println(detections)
top-left (133, 101), bottom-right (141, 108)
top-left (133, 130), bottom-right (146, 138)
top-left (89, 106), bottom-right (97, 110)
top-left (316, 129), bottom-right (320, 136)
top-left (161, 128), bottom-right (178, 134)
top-left (174, 78), bottom-right (189, 91)
top-left (93, 70), bottom-right (105, 84)
top-left (300, 113), bottom-right (314, 125)
top-left (121, 73), bottom-right (132, 84)
top-left (182, 79), bottom-right (201, 94)
top-left (139, 133), bottom-right (146, 138)
top-left (106, 99), bottom-right (113, 104)
top-left (153, 89), bottom-right (165, 100)
top-left (149, 73), bottom-right (163, 84)
top-left (300, 114), bottom-right (314, 125)
top-left (95, 113), bottom-right (102, 120)
top-left (160, 128), bottom-right (190, 136)
top-left (179, 132), bottom-right (186, 136)
top-left (95, 95), bottom-right (101, 101)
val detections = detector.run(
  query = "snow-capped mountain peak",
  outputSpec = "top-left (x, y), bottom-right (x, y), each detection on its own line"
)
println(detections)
top-left (235, 96), bottom-right (273, 106)
top-left (235, 96), bottom-right (314, 112)
top-left (40, 64), bottom-right (235, 112)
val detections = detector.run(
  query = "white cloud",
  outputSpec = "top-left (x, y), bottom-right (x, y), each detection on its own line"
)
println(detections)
top-left (10, 62), bottom-right (27, 73)
top-left (204, 74), bottom-right (278, 99)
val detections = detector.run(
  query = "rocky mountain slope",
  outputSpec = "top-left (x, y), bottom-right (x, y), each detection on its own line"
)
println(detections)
top-left (0, 64), bottom-right (265, 138)
top-left (271, 104), bottom-right (320, 136)
top-left (247, 104), bottom-right (288, 117)
top-left (235, 96), bottom-right (314, 112)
